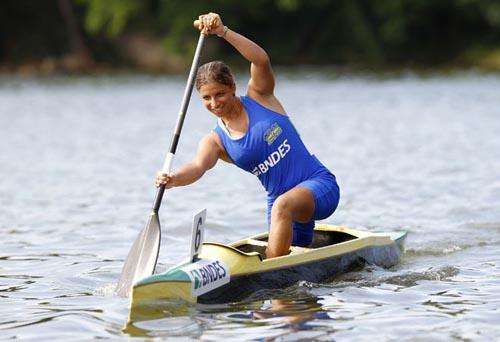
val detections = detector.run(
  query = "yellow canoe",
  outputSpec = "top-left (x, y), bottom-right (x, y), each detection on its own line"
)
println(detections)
top-left (131, 224), bottom-right (407, 306)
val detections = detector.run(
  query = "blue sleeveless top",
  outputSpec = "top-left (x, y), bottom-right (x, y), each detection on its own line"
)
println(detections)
top-left (214, 96), bottom-right (329, 198)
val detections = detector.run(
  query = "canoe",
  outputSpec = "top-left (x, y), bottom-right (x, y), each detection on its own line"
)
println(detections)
top-left (130, 224), bottom-right (407, 306)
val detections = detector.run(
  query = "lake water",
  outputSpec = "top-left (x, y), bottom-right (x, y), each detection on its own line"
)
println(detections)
top-left (1, 70), bottom-right (499, 340)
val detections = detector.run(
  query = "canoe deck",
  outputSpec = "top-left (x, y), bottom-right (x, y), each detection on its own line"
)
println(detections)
top-left (231, 225), bottom-right (360, 259)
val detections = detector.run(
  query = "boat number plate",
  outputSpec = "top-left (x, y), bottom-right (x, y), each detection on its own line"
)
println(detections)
top-left (190, 209), bottom-right (206, 261)
top-left (182, 259), bottom-right (230, 297)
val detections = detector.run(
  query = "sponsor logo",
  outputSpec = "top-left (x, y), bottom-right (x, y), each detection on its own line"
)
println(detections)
top-left (252, 139), bottom-right (291, 176)
top-left (182, 259), bottom-right (230, 296)
top-left (264, 123), bottom-right (282, 145)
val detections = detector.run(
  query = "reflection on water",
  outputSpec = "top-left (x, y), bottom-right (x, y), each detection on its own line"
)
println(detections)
top-left (1, 72), bottom-right (500, 340)
top-left (125, 293), bottom-right (328, 339)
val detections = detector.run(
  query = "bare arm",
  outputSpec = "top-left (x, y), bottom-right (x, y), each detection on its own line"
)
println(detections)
top-left (156, 133), bottom-right (223, 188)
top-left (223, 29), bottom-right (275, 97)
top-left (195, 13), bottom-right (285, 113)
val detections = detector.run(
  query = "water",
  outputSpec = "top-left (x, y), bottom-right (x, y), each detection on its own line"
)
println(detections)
top-left (1, 71), bottom-right (499, 340)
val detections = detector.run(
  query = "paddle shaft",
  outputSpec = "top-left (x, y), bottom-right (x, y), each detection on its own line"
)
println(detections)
top-left (153, 33), bottom-right (205, 213)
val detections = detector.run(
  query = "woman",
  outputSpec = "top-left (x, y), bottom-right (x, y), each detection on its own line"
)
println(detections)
top-left (156, 12), bottom-right (340, 258)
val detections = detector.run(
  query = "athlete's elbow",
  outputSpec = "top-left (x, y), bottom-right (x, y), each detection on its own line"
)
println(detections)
top-left (251, 47), bottom-right (270, 67)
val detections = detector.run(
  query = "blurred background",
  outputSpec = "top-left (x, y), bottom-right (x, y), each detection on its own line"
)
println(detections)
top-left (2, 0), bottom-right (500, 74)
top-left (2, 1), bottom-right (500, 340)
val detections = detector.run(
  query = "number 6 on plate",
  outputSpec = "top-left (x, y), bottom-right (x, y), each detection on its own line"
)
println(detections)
top-left (190, 209), bottom-right (206, 262)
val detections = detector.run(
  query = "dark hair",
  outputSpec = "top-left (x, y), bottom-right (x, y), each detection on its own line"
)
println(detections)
top-left (195, 61), bottom-right (235, 91)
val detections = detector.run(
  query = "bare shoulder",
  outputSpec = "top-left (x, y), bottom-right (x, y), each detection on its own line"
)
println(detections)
top-left (206, 131), bottom-right (232, 163)
top-left (200, 132), bottom-right (222, 154)
top-left (200, 131), bottom-right (220, 146)
top-left (202, 131), bottom-right (220, 146)
top-left (246, 92), bottom-right (287, 116)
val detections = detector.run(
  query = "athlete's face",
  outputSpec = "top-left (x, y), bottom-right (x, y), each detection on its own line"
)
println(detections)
top-left (199, 82), bottom-right (236, 118)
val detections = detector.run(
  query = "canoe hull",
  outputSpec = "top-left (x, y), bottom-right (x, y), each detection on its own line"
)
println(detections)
top-left (199, 243), bottom-right (402, 303)
top-left (131, 224), bottom-right (407, 305)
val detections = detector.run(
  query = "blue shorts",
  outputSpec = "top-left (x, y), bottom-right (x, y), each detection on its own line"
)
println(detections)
top-left (267, 171), bottom-right (340, 247)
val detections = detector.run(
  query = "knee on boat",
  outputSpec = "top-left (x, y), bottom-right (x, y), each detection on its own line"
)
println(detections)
top-left (271, 196), bottom-right (294, 221)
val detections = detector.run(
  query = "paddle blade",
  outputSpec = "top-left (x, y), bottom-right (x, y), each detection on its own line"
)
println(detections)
top-left (115, 212), bottom-right (161, 298)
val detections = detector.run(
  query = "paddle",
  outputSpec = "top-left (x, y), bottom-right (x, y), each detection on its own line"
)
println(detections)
top-left (116, 33), bottom-right (206, 298)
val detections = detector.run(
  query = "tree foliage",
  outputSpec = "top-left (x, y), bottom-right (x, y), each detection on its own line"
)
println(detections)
top-left (1, 0), bottom-right (500, 70)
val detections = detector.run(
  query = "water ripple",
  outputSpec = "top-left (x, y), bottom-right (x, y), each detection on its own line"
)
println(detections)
top-left (1, 72), bottom-right (500, 340)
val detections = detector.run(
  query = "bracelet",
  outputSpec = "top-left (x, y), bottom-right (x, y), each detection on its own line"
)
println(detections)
top-left (217, 26), bottom-right (228, 38)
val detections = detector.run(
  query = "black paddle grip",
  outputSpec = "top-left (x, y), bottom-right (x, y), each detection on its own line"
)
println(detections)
top-left (169, 133), bottom-right (181, 154)
top-left (153, 185), bottom-right (165, 212)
